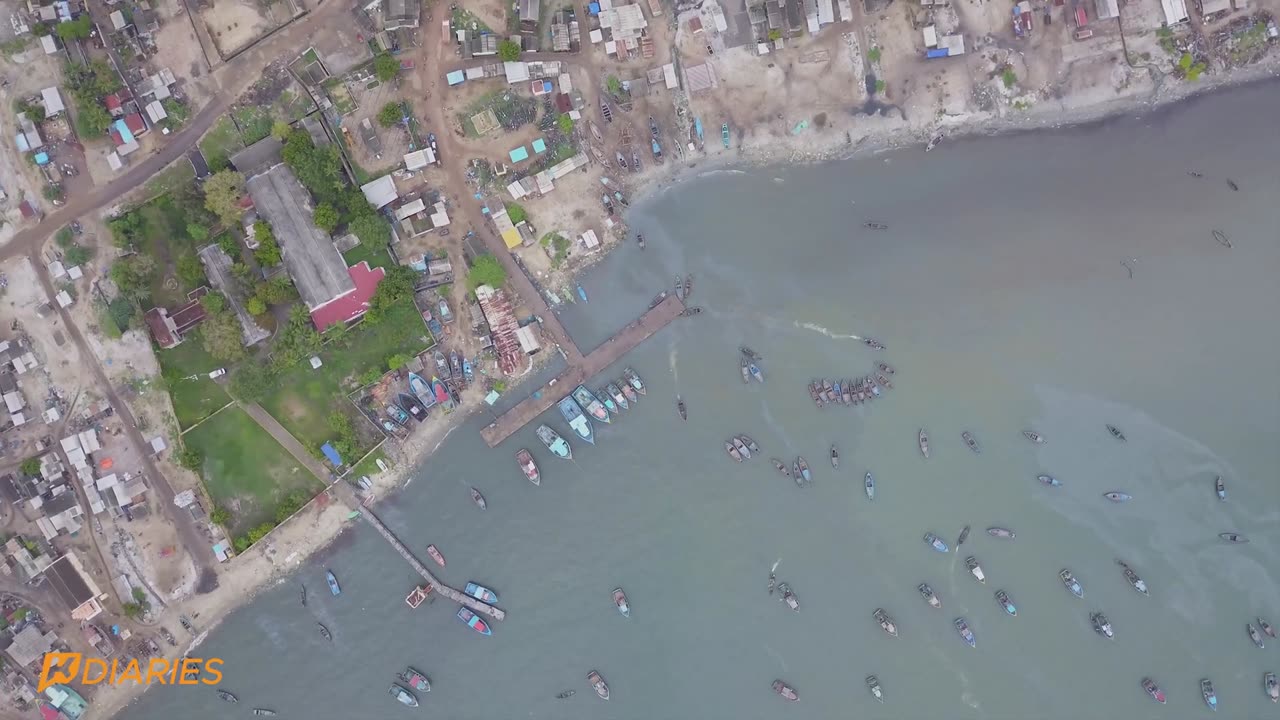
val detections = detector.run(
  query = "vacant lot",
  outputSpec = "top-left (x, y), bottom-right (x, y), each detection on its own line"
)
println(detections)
top-left (127, 192), bottom-right (212, 309)
top-left (199, 115), bottom-right (244, 172)
top-left (184, 406), bottom-right (321, 534)
top-left (158, 342), bottom-right (232, 429)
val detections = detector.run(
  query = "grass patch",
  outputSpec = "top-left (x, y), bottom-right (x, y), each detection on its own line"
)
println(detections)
top-left (274, 89), bottom-right (314, 123)
top-left (159, 341), bottom-right (232, 429)
top-left (301, 48), bottom-right (319, 64)
top-left (234, 106), bottom-right (274, 145)
top-left (135, 196), bottom-right (195, 307)
top-left (341, 242), bottom-right (394, 271)
top-left (451, 7), bottom-right (491, 33)
top-left (143, 162), bottom-right (195, 198)
top-left (183, 406), bottom-right (322, 536)
top-left (199, 116), bottom-right (244, 172)
top-left (329, 83), bottom-right (357, 116)
top-left (349, 448), bottom-right (387, 480)
top-left (259, 299), bottom-right (431, 451)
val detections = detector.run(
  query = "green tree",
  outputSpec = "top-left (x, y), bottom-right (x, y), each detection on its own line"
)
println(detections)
top-left (55, 227), bottom-right (73, 248)
top-left (64, 244), bottom-right (91, 266)
top-left (176, 253), bottom-right (206, 288)
top-left (556, 113), bottom-right (574, 134)
top-left (107, 298), bottom-right (136, 331)
top-left (19, 457), bottom-right (41, 477)
top-left (245, 296), bottom-right (267, 316)
top-left (42, 184), bottom-right (63, 201)
top-left (257, 275), bottom-right (297, 305)
top-left (498, 40), bottom-right (522, 62)
top-left (376, 102), bottom-right (403, 128)
top-left (176, 447), bottom-right (202, 470)
top-left (108, 212), bottom-right (144, 248)
top-left (200, 292), bottom-right (226, 315)
top-left (230, 363), bottom-right (273, 401)
top-left (867, 46), bottom-right (882, 62)
top-left (122, 602), bottom-right (145, 619)
top-left (1001, 68), bottom-right (1017, 89)
top-left (73, 102), bottom-right (111, 137)
top-left (348, 213), bottom-right (390, 249)
top-left (505, 202), bottom-right (527, 224)
top-left (110, 255), bottom-right (157, 302)
top-left (373, 53), bottom-right (400, 82)
top-left (363, 265), bottom-right (416, 324)
top-left (281, 130), bottom-right (345, 205)
top-left (187, 223), bottom-right (210, 241)
top-left (271, 305), bottom-right (322, 370)
top-left (387, 353), bottom-right (409, 370)
top-left (254, 234), bottom-right (281, 266)
top-left (271, 119), bottom-right (293, 140)
top-left (203, 170), bottom-right (247, 227)
top-left (466, 253), bottom-right (507, 290)
top-left (56, 15), bottom-right (93, 41)
top-left (210, 506), bottom-right (232, 526)
top-left (313, 203), bottom-right (340, 232)
top-left (200, 312), bottom-right (246, 362)
top-left (606, 75), bottom-right (623, 95)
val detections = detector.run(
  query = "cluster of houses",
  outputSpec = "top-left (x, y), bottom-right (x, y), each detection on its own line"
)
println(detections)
top-left (103, 68), bottom-right (178, 171)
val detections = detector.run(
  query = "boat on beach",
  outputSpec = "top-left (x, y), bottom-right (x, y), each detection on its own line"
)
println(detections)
top-left (918, 583), bottom-right (941, 609)
top-left (613, 588), bottom-right (630, 617)
top-left (623, 367), bottom-right (646, 395)
top-left (995, 590), bottom-right (1017, 616)
top-left (873, 608), bottom-right (898, 637)
top-left (1022, 430), bottom-right (1045, 443)
top-left (918, 429), bottom-right (929, 458)
top-left (1201, 679), bottom-right (1218, 711)
top-left (400, 667), bottom-right (431, 693)
top-left (516, 449), bottom-right (540, 485)
top-left (1142, 678), bottom-right (1166, 705)
top-left (470, 487), bottom-right (487, 510)
top-left (1215, 476), bottom-right (1226, 500)
top-left (796, 457), bottom-right (810, 483)
top-left (732, 437), bottom-right (751, 460)
top-left (1107, 424), bottom-right (1127, 441)
top-left (607, 382), bottom-right (629, 410)
top-left (396, 393), bottom-right (426, 422)
top-left (954, 617), bottom-right (976, 648)
top-left (1059, 569), bottom-right (1083, 598)
top-left (961, 431), bottom-right (981, 454)
top-left (572, 386), bottom-right (611, 423)
top-left (426, 545), bottom-right (445, 568)
top-left (923, 533), bottom-right (949, 553)
top-left (431, 376), bottom-right (453, 410)
top-left (457, 607), bottom-right (492, 635)
top-left (1249, 623), bottom-right (1266, 649)
top-left (1091, 612), bottom-right (1114, 639)
top-left (408, 372), bottom-right (435, 409)
top-left (865, 472), bottom-right (875, 500)
top-left (987, 527), bottom-right (1014, 540)
top-left (778, 583), bottom-right (799, 611)
top-left (450, 351), bottom-right (463, 379)
top-left (464, 582), bottom-right (499, 604)
top-left (434, 350), bottom-right (450, 379)
top-left (1266, 672), bottom-right (1279, 702)
top-left (965, 556), bottom-right (985, 584)
top-left (830, 445), bottom-right (839, 468)
top-left (772, 680), bottom-right (798, 701)
top-left (326, 570), bottom-right (341, 596)
top-left (558, 392), bottom-right (596, 443)
top-left (1117, 560), bottom-right (1148, 595)
top-left (1038, 474), bottom-right (1061, 487)
top-left (1103, 491), bottom-right (1132, 503)
top-left (537, 424), bottom-right (572, 459)
top-left (725, 441), bottom-right (743, 462)
top-left (588, 670), bottom-right (610, 700)
top-left (389, 684), bottom-right (419, 707)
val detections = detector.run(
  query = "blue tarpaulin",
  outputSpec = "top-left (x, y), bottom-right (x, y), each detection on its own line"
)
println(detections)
top-left (34, 152), bottom-right (49, 165)
top-left (531, 138), bottom-right (547, 154)
top-left (321, 442), bottom-right (344, 467)
top-left (113, 118), bottom-right (135, 145)
top-left (509, 146), bottom-right (530, 163)
top-left (588, 1), bottom-right (600, 13)
top-left (446, 70), bottom-right (465, 86)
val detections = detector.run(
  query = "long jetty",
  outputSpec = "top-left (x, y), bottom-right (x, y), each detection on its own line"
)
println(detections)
top-left (333, 483), bottom-right (506, 621)
top-left (481, 294), bottom-right (686, 447)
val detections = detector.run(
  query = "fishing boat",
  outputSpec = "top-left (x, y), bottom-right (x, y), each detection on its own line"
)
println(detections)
top-left (464, 582), bottom-right (499, 604)
top-left (516, 449), bottom-right (540, 485)
top-left (619, 380), bottom-right (638, 404)
top-left (864, 337), bottom-right (885, 350)
top-left (434, 350), bottom-right (451, 379)
top-left (918, 583), bottom-right (942, 609)
top-left (918, 429), bottom-right (929, 458)
top-left (1059, 569), bottom-right (1084, 598)
top-left (732, 436), bottom-right (751, 460)
top-left (878, 362), bottom-right (894, 375)
top-left (597, 388), bottom-right (618, 416)
top-left (987, 527), bottom-right (1015, 540)
top-left (772, 680), bottom-right (798, 701)
top-left (748, 362), bottom-right (764, 383)
top-left (995, 590), bottom-right (1017, 616)
top-left (924, 533), bottom-right (949, 553)
top-left (426, 545), bottom-right (446, 568)
top-left (1142, 678), bottom-right (1166, 705)
top-left (954, 617), bottom-right (976, 648)
top-left (726, 442), bottom-right (743, 462)
top-left (1220, 532), bottom-right (1249, 543)
top-left (1038, 474), bottom-right (1062, 487)
top-left (1227, 178), bottom-right (1239, 190)
top-left (537, 424), bottom-right (572, 459)
top-left (961, 431), bottom-right (981, 454)
top-left (407, 371), bottom-right (433, 407)
top-left (400, 667), bottom-right (431, 693)
top-left (741, 435), bottom-right (760, 453)
top-left (676, 395), bottom-right (687, 420)
top-left (873, 608), bottom-right (898, 637)
top-left (1091, 612), bottom-right (1114, 639)
top-left (876, 373), bottom-right (893, 390)
top-left (822, 379), bottom-right (835, 403)
top-left (572, 386), bottom-right (611, 423)
top-left (674, 274), bottom-right (685, 300)
top-left (389, 684), bottom-right (419, 707)
top-left (1107, 424), bottom-right (1127, 441)
top-left (722, 123), bottom-right (731, 148)
top-left (326, 570), bottom-right (341, 596)
top-left (796, 457), bottom-right (811, 483)
top-left (557, 397), bottom-right (595, 445)
top-left (1260, 618), bottom-right (1276, 638)
top-left (1215, 476), bottom-right (1226, 500)
top-left (739, 357), bottom-right (750, 383)
top-left (449, 351), bottom-right (463, 379)
top-left (463, 358), bottom-right (474, 384)
top-left (684, 275), bottom-right (693, 298)
top-left (317, 622), bottom-right (331, 640)
top-left (965, 557), bottom-right (986, 584)
top-left (791, 461), bottom-right (805, 488)
top-left (556, 690), bottom-right (576, 699)
top-left (866, 675), bottom-right (884, 702)
top-left (457, 608), bottom-right (492, 635)
top-left (624, 367), bottom-right (646, 395)
top-left (1103, 491), bottom-right (1132, 503)
top-left (957, 525), bottom-right (971, 546)
top-left (1266, 672), bottom-right (1279, 702)
top-left (252, 710), bottom-right (276, 716)
top-left (1249, 624), bottom-right (1266, 649)
top-left (808, 382), bottom-right (823, 407)
top-left (431, 376), bottom-right (454, 410)
top-left (1022, 430), bottom-right (1045, 444)
top-left (841, 382), bottom-right (852, 404)
top-left (385, 402), bottom-right (411, 426)
top-left (469, 487), bottom-right (487, 510)
top-left (607, 382), bottom-right (629, 410)
top-left (588, 670), bottom-right (610, 700)
top-left (1117, 561), bottom-right (1148, 595)
top-left (218, 690), bottom-right (238, 703)
top-left (613, 588), bottom-right (630, 617)
top-left (397, 393), bottom-right (426, 422)
top-left (771, 458), bottom-right (791, 478)
top-left (830, 445), bottom-right (839, 468)
top-left (1213, 229), bottom-right (1232, 248)
top-left (832, 380), bottom-right (843, 403)
top-left (778, 583), bottom-right (799, 611)
top-left (577, 284), bottom-right (588, 303)
top-left (1201, 679), bottom-right (1217, 711)
top-left (865, 472), bottom-right (875, 500)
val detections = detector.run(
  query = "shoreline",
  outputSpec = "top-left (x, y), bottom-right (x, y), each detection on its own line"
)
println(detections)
top-left (93, 60), bottom-right (1279, 720)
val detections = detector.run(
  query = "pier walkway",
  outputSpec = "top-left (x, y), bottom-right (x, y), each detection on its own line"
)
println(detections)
top-left (481, 294), bottom-right (686, 447)
top-left (332, 483), bottom-right (507, 621)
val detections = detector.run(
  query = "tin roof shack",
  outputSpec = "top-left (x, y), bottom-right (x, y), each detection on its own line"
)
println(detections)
top-left (38, 552), bottom-right (105, 621)
top-left (4, 625), bottom-right (56, 669)
top-left (142, 287), bottom-right (209, 348)
top-left (1161, 0), bottom-right (1189, 23)
top-left (3, 537), bottom-right (54, 578)
top-left (520, 0), bottom-right (541, 31)
top-left (474, 285), bottom-right (530, 375)
top-left (382, 0), bottom-right (420, 30)
top-left (197, 244), bottom-right (271, 345)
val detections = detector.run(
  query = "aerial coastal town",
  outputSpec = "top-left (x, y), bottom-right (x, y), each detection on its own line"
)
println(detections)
top-left (0, 0), bottom-right (1275, 712)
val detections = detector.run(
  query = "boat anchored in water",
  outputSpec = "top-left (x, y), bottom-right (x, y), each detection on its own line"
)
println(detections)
top-left (1107, 424), bottom-right (1127, 441)
top-left (624, 367), bottom-right (646, 395)
top-left (400, 667), bottom-right (431, 693)
top-left (1220, 532), bottom-right (1249, 544)
top-left (795, 457), bottom-right (811, 483)
top-left (732, 437), bottom-right (752, 460)
top-left (613, 588), bottom-right (630, 618)
top-left (966, 556), bottom-right (986, 584)
top-left (748, 361), bottom-right (764, 383)
top-left (1142, 677), bottom-right (1166, 705)
top-left (588, 670), bottom-right (610, 700)
top-left (537, 424), bottom-right (573, 459)
top-left (954, 617), bottom-right (976, 648)
top-left (918, 583), bottom-right (942, 608)
top-left (317, 622), bottom-right (331, 640)
top-left (830, 445), bottom-right (839, 468)
top-left (924, 533), bottom-right (949, 553)
top-left (778, 583), bottom-right (799, 611)
top-left (389, 684), bottom-right (419, 707)
top-left (516, 449), bottom-right (540, 485)
top-left (1215, 476), bottom-right (1226, 500)
top-left (676, 395), bottom-right (687, 421)
top-left (1022, 430), bottom-right (1045, 444)
top-left (606, 382), bottom-right (629, 411)
top-left (987, 527), bottom-right (1014, 540)
top-left (1201, 679), bottom-right (1218, 712)
top-left (918, 429), bottom-right (929, 459)
top-left (873, 608), bottom-right (898, 637)
top-left (1249, 623), bottom-right (1266, 649)
top-left (1038, 474), bottom-right (1062, 487)
top-left (572, 385), bottom-right (611, 423)
top-left (995, 590), bottom-right (1017, 616)
top-left (556, 690), bottom-right (576, 699)
top-left (1091, 612), bottom-right (1114, 639)
top-left (1059, 569), bottom-right (1084, 598)
top-left (558, 397), bottom-right (595, 445)
top-left (957, 525), bottom-right (971, 546)
top-left (772, 680), bottom-right (798, 701)
top-left (470, 487), bottom-right (487, 510)
top-left (961, 431), bottom-right (981, 454)
top-left (1117, 560), bottom-right (1148, 595)
top-left (464, 582), bottom-right (499, 605)
top-left (218, 691), bottom-right (238, 703)
top-left (866, 676), bottom-right (884, 703)
top-left (865, 472), bottom-right (875, 500)
top-left (1259, 618), bottom-right (1276, 638)
top-left (1103, 491), bottom-right (1132, 503)
top-left (326, 570), bottom-right (341, 596)
top-left (1266, 672), bottom-right (1279, 702)
top-left (252, 709), bottom-right (276, 717)
top-left (725, 441), bottom-right (743, 462)
top-left (457, 608), bottom-right (492, 635)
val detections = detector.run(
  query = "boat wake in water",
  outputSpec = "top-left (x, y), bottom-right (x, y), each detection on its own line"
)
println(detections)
top-left (668, 345), bottom-right (679, 384)
top-left (794, 321), bottom-right (861, 341)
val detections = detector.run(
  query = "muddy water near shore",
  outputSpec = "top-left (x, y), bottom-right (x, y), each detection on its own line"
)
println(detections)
top-left (130, 82), bottom-right (1279, 720)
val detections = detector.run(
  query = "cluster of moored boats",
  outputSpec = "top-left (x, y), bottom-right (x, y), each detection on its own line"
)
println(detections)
top-left (371, 349), bottom-right (473, 437)
top-left (520, 368), bottom-right (647, 473)
top-left (807, 362), bottom-right (895, 408)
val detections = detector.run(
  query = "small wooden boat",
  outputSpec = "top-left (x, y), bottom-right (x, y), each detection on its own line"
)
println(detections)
top-left (588, 670), bottom-right (610, 701)
top-left (739, 357), bottom-right (750, 383)
top-left (725, 442), bottom-right (743, 462)
top-left (516, 449), bottom-right (540, 486)
top-left (1091, 612), bottom-right (1114, 639)
top-left (875, 373), bottom-right (892, 389)
top-left (1249, 623), bottom-right (1266, 649)
top-left (317, 622), bottom-right (331, 640)
top-left (298, 585), bottom-right (306, 607)
top-left (597, 388), bottom-right (618, 415)
top-left (791, 461), bottom-right (805, 488)
top-left (464, 582), bottom-right (499, 604)
top-left (923, 533), bottom-right (949, 553)
top-left (965, 556), bottom-right (986, 584)
top-left (873, 608), bottom-right (898, 637)
top-left (822, 379), bottom-right (835, 403)
top-left (748, 362), bottom-right (764, 383)
top-left (957, 525), bottom-right (971, 546)
top-left (1142, 677), bottom-right (1166, 705)
top-left (1266, 672), bottom-right (1279, 702)
top-left (619, 380), bottom-right (638, 404)
top-left (1023, 430), bottom-right (1044, 443)
top-left (808, 382), bottom-right (824, 408)
top-left (1215, 476), bottom-right (1226, 500)
top-left (676, 395), bottom-right (687, 421)
top-left (252, 710), bottom-right (276, 717)
top-left (778, 583), bottom-right (799, 611)
top-left (830, 445), bottom-right (839, 469)
top-left (674, 274), bottom-right (685, 300)
top-left (732, 436), bottom-right (751, 460)
top-left (470, 487), bottom-right (487, 509)
top-left (841, 382), bottom-right (852, 404)
top-left (218, 690), bottom-right (238, 703)
top-left (1107, 424), bottom-right (1126, 441)
top-left (987, 527), bottom-right (1014, 540)
top-left (326, 570), bottom-right (341, 596)
top-left (1103, 492), bottom-right (1132, 503)
top-left (434, 350), bottom-right (451, 378)
top-left (864, 472), bottom-right (875, 500)
top-left (1038, 474), bottom-right (1061, 487)
top-left (1117, 561), bottom-right (1148, 595)
top-left (1201, 678), bottom-right (1218, 712)
top-left (866, 675), bottom-right (884, 702)
top-left (400, 667), bottom-right (431, 693)
top-left (1260, 618), bottom-right (1276, 638)
top-left (954, 617), bottom-right (976, 647)
top-left (741, 435), bottom-right (760, 453)
top-left (683, 275), bottom-right (692, 298)
top-left (772, 680), bottom-right (798, 701)
top-left (607, 382), bottom-right (629, 411)
top-left (961, 431), bottom-right (981, 454)
top-left (457, 607), bottom-right (492, 635)
top-left (1226, 178), bottom-right (1239, 190)
top-left (918, 429), bottom-right (929, 458)
top-left (623, 367), bottom-right (646, 395)
top-left (389, 684), bottom-right (419, 707)
top-left (865, 222), bottom-right (888, 230)
top-left (864, 337), bottom-right (885, 350)
top-left (556, 690), bottom-right (576, 699)
top-left (740, 346), bottom-right (761, 360)
top-left (771, 458), bottom-right (790, 478)
top-left (1059, 569), bottom-right (1084, 598)
top-left (613, 588), bottom-right (630, 618)
top-left (1220, 532), bottom-right (1249, 544)
top-left (1213, 229), bottom-right (1232, 248)
top-left (918, 583), bottom-right (942, 608)
top-left (795, 457), bottom-right (811, 483)
top-left (537, 424), bottom-right (572, 460)
top-left (994, 590), bottom-right (1017, 616)
top-left (878, 362), bottom-right (895, 375)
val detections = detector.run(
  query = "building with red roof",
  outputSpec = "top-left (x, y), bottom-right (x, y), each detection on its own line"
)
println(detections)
top-left (143, 287), bottom-right (208, 348)
top-left (123, 112), bottom-right (147, 136)
top-left (309, 261), bottom-right (386, 330)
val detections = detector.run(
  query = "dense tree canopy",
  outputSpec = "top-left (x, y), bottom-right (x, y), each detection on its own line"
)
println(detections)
top-left (373, 53), bottom-right (400, 82)
top-left (467, 253), bottom-right (508, 290)
top-left (348, 213), bottom-right (390, 249)
top-left (203, 170), bottom-right (246, 227)
top-left (200, 311), bottom-right (246, 363)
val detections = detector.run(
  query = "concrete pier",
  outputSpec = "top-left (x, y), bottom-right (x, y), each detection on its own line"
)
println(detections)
top-left (481, 294), bottom-right (686, 447)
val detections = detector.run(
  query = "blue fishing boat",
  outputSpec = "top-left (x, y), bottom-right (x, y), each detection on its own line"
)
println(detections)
top-left (463, 358), bottom-right (474, 384)
top-left (408, 372), bottom-right (436, 408)
top-left (722, 123), bottom-right (730, 148)
top-left (748, 362), bottom-right (764, 383)
top-left (457, 607), bottom-right (492, 635)
top-left (995, 590), bottom-right (1017, 616)
top-left (577, 284), bottom-right (588, 303)
top-left (694, 117), bottom-right (704, 143)
top-left (537, 424), bottom-right (572, 459)
top-left (464, 582), bottom-right (499, 604)
top-left (326, 570), bottom-right (341, 596)
top-left (558, 397), bottom-right (595, 444)
top-left (572, 386), bottom-right (611, 423)
top-left (923, 533), bottom-right (949, 553)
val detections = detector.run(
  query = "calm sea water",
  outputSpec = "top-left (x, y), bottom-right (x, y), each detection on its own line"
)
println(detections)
top-left (130, 83), bottom-right (1280, 720)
